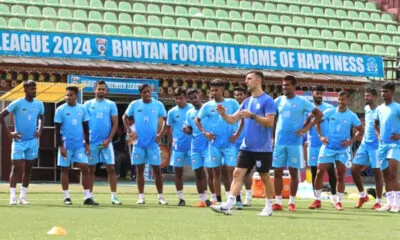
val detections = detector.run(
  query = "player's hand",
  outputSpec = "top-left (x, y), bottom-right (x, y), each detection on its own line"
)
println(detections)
top-left (295, 128), bottom-right (307, 136)
top-left (34, 130), bottom-right (41, 138)
top-left (84, 143), bottom-right (91, 156)
top-left (390, 133), bottom-right (400, 141)
top-left (10, 132), bottom-right (21, 140)
top-left (101, 139), bottom-right (111, 148)
top-left (319, 136), bottom-right (329, 145)
top-left (129, 130), bottom-right (138, 141)
top-left (183, 126), bottom-right (192, 135)
top-left (239, 110), bottom-right (253, 119)
top-left (60, 145), bottom-right (67, 158)
top-left (340, 139), bottom-right (353, 147)
top-left (203, 132), bottom-right (216, 141)
top-left (216, 104), bottom-right (226, 115)
top-left (229, 134), bottom-right (239, 143)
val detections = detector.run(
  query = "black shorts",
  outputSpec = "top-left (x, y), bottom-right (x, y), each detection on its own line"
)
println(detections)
top-left (237, 150), bottom-right (272, 173)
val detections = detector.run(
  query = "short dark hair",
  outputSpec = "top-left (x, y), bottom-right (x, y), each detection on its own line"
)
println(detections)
top-left (338, 91), bottom-right (349, 98)
top-left (174, 86), bottom-right (187, 97)
top-left (210, 78), bottom-right (225, 87)
top-left (283, 75), bottom-right (297, 85)
top-left (233, 87), bottom-right (246, 94)
top-left (23, 80), bottom-right (36, 88)
top-left (186, 88), bottom-right (198, 96)
top-left (66, 86), bottom-right (79, 95)
top-left (139, 84), bottom-right (150, 93)
top-left (312, 85), bottom-right (325, 92)
top-left (247, 70), bottom-right (264, 80)
top-left (382, 82), bottom-right (395, 91)
top-left (94, 80), bottom-right (107, 89)
top-left (365, 87), bottom-right (377, 96)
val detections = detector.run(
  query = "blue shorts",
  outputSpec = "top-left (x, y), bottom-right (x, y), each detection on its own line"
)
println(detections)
top-left (169, 150), bottom-right (191, 167)
top-left (308, 146), bottom-right (321, 167)
top-left (11, 138), bottom-right (38, 160)
top-left (206, 144), bottom-right (237, 168)
top-left (57, 147), bottom-right (88, 167)
top-left (88, 143), bottom-right (115, 165)
top-left (318, 145), bottom-right (351, 166)
top-left (272, 145), bottom-right (304, 169)
top-left (378, 143), bottom-right (400, 170)
top-left (353, 144), bottom-right (380, 168)
top-left (131, 146), bottom-right (161, 166)
top-left (191, 150), bottom-right (208, 170)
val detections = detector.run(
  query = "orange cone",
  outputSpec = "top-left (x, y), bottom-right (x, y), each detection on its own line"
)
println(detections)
top-left (47, 226), bottom-right (68, 236)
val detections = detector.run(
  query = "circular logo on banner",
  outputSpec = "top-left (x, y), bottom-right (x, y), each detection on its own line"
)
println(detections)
top-left (159, 145), bottom-right (170, 168)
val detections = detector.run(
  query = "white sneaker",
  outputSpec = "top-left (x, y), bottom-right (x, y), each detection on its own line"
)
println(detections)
top-left (390, 205), bottom-right (399, 213)
top-left (9, 199), bottom-right (18, 205)
top-left (258, 206), bottom-right (273, 217)
top-left (136, 198), bottom-right (145, 204)
top-left (19, 199), bottom-right (30, 205)
top-left (376, 203), bottom-right (391, 212)
top-left (210, 204), bottom-right (232, 215)
top-left (158, 198), bottom-right (168, 205)
top-left (243, 198), bottom-right (252, 206)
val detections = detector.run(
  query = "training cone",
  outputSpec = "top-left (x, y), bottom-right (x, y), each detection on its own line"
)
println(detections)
top-left (47, 226), bottom-right (67, 236)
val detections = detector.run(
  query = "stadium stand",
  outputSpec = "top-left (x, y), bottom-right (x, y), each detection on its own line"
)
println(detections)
top-left (0, 0), bottom-right (399, 57)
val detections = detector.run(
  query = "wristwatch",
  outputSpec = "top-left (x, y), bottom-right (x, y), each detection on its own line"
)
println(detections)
top-left (251, 113), bottom-right (256, 120)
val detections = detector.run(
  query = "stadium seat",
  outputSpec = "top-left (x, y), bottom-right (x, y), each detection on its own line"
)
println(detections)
top-left (242, 12), bottom-right (254, 21)
top-left (134, 14), bottom-right (147, 24)
top-left (192, 31), bottom-right (205, 41)
top-left (45, 0), bottom-right (58, 5)
top-left (333, 30), bottom-right (345, 39)
top-left (11, 5), bottom-right (26, 15)
top-left (178, 30), bottom-right (191, 40)
top-left (60, 0), bottom-right (73, 6)
top-left (216, 9), bottom-right (228, 19)
top-left (229, 10), bottom-right (241, 20)
top-left (258, 24), bottom-right (269, 33)
top-left (375, 45), bottom-right (386, 55)
top-left (88, 23), bottom-right (102, 34)
top-left (119, 1), bottom-right (131, 11)
top-left (176, 6), bottom-right (188, 15)
top-left (43, 7), bottom-right (57, 18)
top-left (58, 8), bottom-right (73, 19)
top-left (148, 4), bottom-right (161, 13)
top-left (72, 22), bottom-right (86, 33)
top-left (265, 2), bottom-right (276, 11)
top-left (202, 8), bottom-right (215, 17)
top-left (329, 20), bottom-right (341, 28)
top-left (9, 17), bottom-right (24, 28)
top-left (90, 0), bottom-right (103, 9)
top-left (271, 25), bottom-right (283, 34)
top-left (387, 25), bottom-right (397, 33)
top-left (345, 32), bottom-right (357, 41)
top-left (363, 44), bottom-right (374, 53)
top-left (296, 27), bottom-right (308, 36)
top-left (89, 11), bottom-right (102, 21)
top-left (162, 16), bottom-right (175, 26)
top-left (41, 20), bottom-right (55, 31)
top-left (27, 6), bottom-right (41, 17)
top-left (218, 21), bottom-right (230, 30)
top-left (326, 41), bottom-right (338, 50)
top-left (57, 21), bottom-right (71, 32)
top-left (262, 36), bottom-right (273, 45)
top-left (204, 19), bottom-right (217, 29)
top-left (103, 24), bottom-right (117, 34)
top-left (148, 15), bottom-right (162, 25)
top-left (164, 28), bottom-right (177, 38)
top-left (133, 2), bottom-right (146, 12)
top-left (321, 29), bottom-right (333, 38)
top-left (25, 19), bottom-right (41, 30)
top-left (176, 17), bottom-right (189, 27)
top-left (119, 13), bottom-right (132, 23)
top-left (252, 2), bottom-right (264, 11)
top-left (393, 36), bottom-right (400, 44)
top-left (248, 35), bottom-right (260, 44)
top-left (74, 10), bottom-right (87, 20)
top-left (206, 32), bottom-right (219, 42)
top-left (189, 7), bottom-right (201, 16)
top-left (305, 17), bottom-right (317, 26)
top-left (381, 35), bottom-right (392, 43)
top-left (232, 22), bottom-right (244, 31)
top-left (274, 37), bottom-right (287, 47)
top-left (104, 12), bottom-right (117, 22)
top-left (149, 27), bottom-right (162, 38)
top-left (369, 33), bottom-right (380, 42)
top-left (338, 42), bottom-right (350, 51)
top-left (244, 23), bottom-right (257, 32)
top-left (134, 26), bottom-right (148, 37)
top-left (375, 23), bottom-right (386, 32)
top-left (75, 0), bottom-right (89, 7)
top-left (314, 40), bottom-right (325, 49)
top-left (226, 0), bottom-right (239, 8)
top-left (357, 32), bottom-right (369, 42)
top-left (386, 46), bottom-right (397, 55)
top-left (161, 5), bottom-right (174, 14)
top-left (221, 33), bottom-right (234, 43)
top-left (284, 26), bottom-right (295, 35)
top-left (104, 0), bottom-right (118, 10)
top-left (0, 17), bottom-right (7, 28)
top-left (191, 18), bottom-right (203, 28)
top-left (351, 43), bottom-right (362, 52)
top-left (255, 13), bottom-right (267, 22)
top-left (301, 39), bottom-right (313, 49)
top-left (119, 25), bottom-right (133, 36)
top-left (309, 29), bottom-right (320, 37)
top-left (0, 4), bottom-right (10, 14)
top-left (281, 15), bottom-right (292, 24)
top-left (234, 34), bottom-right (247, 43)
top-left (288, 38), bottom-right (300, 47)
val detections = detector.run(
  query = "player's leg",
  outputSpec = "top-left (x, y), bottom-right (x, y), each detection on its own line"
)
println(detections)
top-left (9, 141), bottom-right (25, 205)
top-left (149, 146), bottom-right (167, 205)
top-left (372, 168), bottom-right (383, 209)
top-left (221, 165), bottom-right (230, 197)
top-left (101, 144), bottom-right (121, 205)
top-left (257, 152), bottom-right (274, 216)
top-left (334, 159), bottom-right (347, 210)
top-left (308, 146), bottom-right (319, 191)
top-left (57, 148), bottom-right (72, 205)
top-left (376, 145), bottom-right (392, 211)
top-left (211, 150), bottom-right (249, 215)
top-left (286, 145), bottom-right (304, 211)
top-left (136, 163), bottom-right (145, 204)
top-left (272, 145), bottom-right (286, 210)
top-left (206, 168), bottom-right (216, 204)
top-left (208, 145), bottom-right (223, 203)
top-left (308, 163), bottom-right (330, 209)
top-left (192, 151), bottom-right (208, 207)
top-left (327, 163), bottom-right (337, 205)
top-left (243, 168), bottom-right (254, 206)
top-left (222, 147), bottom-right (238, 208)
top-left (87, 144), bottom-right (100, 199)
top-left (351, 144), bottom-right (370, 208)
top-left (389, 157), bottom-right (400, 212)
top-left (170, 150), bottom-right (185, 205)
top-left (18, 139), bottom-right (39, 204)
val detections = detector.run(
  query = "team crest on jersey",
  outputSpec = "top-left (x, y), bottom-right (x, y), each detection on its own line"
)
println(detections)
top-left (91, 107), bottom-right (95, 109)
top-left (256, 160), bottom-right (261, 168)
top-left (135, 154), bottom-right (140, 158)
top-left (291, 157), bottom-right (297, 163)
top-left (192, 159), bottom-right (196, 164)
top-left (137, 109), bottom-right (142, 112)
top-left (66, 113), bottom-right (70, 116)
top-left (33, 108), bottom-right (37, 112)
top-left (292, 104), bottom-right (297, 108)
top-left (175, 115), bottom-right (180, 119)
top-left (78, 112), bottom-right (82, 116)
top-left (22, 108), bottom-right (27, 112)
top-left (343, 120), bottom-right (347, 124)
top-left (151, 109), bottom-right (155, 113)
top-left (256, 103), bottom-right (260, 110)
top-left (104, 106), bottom-right (108, 110)
top-left (212, 156), bottom-right (216, 161)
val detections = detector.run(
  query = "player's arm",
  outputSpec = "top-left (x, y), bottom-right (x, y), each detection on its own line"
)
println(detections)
top-left (35, 114), bottom-right (45, 138)
top-left (195, 117), bottom-right (215, 141)
top-left (217, 108), bottom-right (241, 124)
top-left (55, 122), bottom-right (67, 157)
top-left (342, 124), bottom-right (364, 147)
top-left (82, 121), bottom-right (90, 155)
top-left (183, 112), bottom-right (193, 135)
top-left (156, 117), bottom-right (166, 142)
top-left (316, 118), bottom-right (328, 145)
top-left (297, 108), bottom-right (323, 135)
top-left (0, 109), bottom-right (19, 140)
top-left (374, 119), bottom-right (381, 141)
top-left (103, 115), bottom-right (118, 147)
